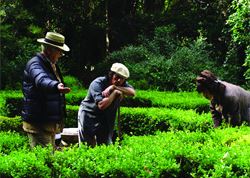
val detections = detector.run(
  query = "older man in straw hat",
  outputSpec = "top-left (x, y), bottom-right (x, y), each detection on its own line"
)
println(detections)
top-left (78, 63), bottom-right (135, 147)
top-left (22, 32), bottom-right (71, 149)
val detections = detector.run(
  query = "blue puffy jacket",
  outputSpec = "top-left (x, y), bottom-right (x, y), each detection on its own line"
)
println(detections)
top-left (22, 53), bottom-right (66, 123)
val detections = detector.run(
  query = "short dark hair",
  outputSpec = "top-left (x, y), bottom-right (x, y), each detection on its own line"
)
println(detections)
top-left (196, 70), bottom-right (224, 95)
top-left (108, 71), bottom-right (116, 79)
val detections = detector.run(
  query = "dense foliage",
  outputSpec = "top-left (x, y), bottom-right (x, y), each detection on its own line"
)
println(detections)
top-left (0, 127), bottom-right (249, 177)
top-left (101, 26), bottom-right (219, 90)
top-left (227, 0), bottom-right (250, 87)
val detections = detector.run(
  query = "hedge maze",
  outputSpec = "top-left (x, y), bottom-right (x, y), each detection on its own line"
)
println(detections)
top-left (0, 90), bottom-right (249, 177)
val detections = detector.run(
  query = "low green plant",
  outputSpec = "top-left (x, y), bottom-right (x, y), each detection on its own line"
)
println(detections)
top-left (0, 146), bottom-right (53, 177)
top-left (1, 90), bottom-right (209, 118)
top-left (120, 107), bottom-right (213, 136)
top-left (0, 127), bottom-right (249, 177)
top-left (0, 116), bottom-right (22, 132)
top-left (0, 131), bottom-right (28, 155)
top-left (64, 75), bottom-right (83, 91)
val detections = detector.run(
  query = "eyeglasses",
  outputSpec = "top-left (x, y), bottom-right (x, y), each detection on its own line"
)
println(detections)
top-left (60, 52), bottom-right (65, 57)
top-left (114, 74), bottom-right (126, 80)
top-left (51, 47), bottom-right (65, 57)
top-left (57, 49), bottom-right (65, 57)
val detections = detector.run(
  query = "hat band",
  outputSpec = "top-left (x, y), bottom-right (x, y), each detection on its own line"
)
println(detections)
top-left (45, 38), bottom-right (64, 47)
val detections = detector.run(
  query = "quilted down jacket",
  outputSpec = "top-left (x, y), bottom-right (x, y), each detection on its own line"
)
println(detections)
top-left (22, 53), bottom-right (66, 123)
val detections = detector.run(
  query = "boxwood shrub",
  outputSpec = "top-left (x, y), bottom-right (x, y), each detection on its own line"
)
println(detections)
top-left (0, 90), bottom-right (209, 117)
top-left (66, 106), bottom-right (213, 135)
top-left (0, 116), bottom-right (22, 132)
top-left (1, 127), bottom-right (249, 177)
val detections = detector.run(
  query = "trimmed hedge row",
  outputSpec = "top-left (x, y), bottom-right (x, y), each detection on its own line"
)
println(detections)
top-left (0, 106), bottom-right (213, 136)
top-left (132, 90), bottom-right (209, 111)
top-left (4, 106), bottom-right (213, 135)
top-left (65, 89), bottom-right (209, 110)
top-left (0, 90), bottom-right (209, 117)
top-left (0, 127), bottom-right (249, 177)
top-left (66, 106), bottom-right (213, 135)
top-left (120, 107), bottom-right (213, 135)
top-left (0, 132), bottom-right (28, 155)
top-left (0, 90), bottom-right (249, 177)
top-left (0, 90), bottom-right (22, 116)
top-left (0, 116), bottom-right (23, 133)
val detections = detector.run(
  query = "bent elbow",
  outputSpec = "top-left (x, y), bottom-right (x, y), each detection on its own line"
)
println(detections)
top-left (98, 103), bottom-right (106, 110)
top-left (129, 90), bottom-right (136, 97)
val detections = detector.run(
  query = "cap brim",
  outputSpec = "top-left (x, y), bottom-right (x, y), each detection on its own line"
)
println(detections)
top-left (37, 38), bottom-right (70, 52)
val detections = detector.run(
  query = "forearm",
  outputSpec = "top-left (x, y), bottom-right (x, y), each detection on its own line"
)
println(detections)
top-left (210, 102), bottom-right (222, 127)
top-left (113, 86), bottom-right (135, 97)
top-left (98, 90), bottom-right (121, 110)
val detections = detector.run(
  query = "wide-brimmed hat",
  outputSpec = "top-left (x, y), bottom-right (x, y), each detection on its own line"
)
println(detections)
top-left (110, 63), bottom-right (130, 79)
top-left (37, 32), bottom-right (70, 51)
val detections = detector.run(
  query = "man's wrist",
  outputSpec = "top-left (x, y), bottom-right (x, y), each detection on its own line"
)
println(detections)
top-left (109, 85), bottom-right (115, 93)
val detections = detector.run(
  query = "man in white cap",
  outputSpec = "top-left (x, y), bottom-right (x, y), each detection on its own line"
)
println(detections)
top-left (22, 32), bottom-right (71, 149)
top-left (78, 63), bottom-right (135, 147)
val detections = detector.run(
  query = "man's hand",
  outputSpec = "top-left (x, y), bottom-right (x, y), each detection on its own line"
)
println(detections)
top-left (102, 85), bottom-right (115, 97)
top-left (98, 89), bottom-right (123, 110)
top-left (57, 83), bottom-right (71, 94)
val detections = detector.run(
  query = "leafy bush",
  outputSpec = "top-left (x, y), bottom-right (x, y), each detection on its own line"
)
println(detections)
top-left (0, 90), bottom-right (22, 116)
top-left (103, 25), bottom-right (219, 91)
top-left (0, 117), bottom-right (249, 177)
top-left (65, 106), bottom-right (213, 134)
top-left (64, 75), bottom-right (83, 91)
top-left (166, 36), bottom-right (218, 91)
top-left (220, 43), bottom-right (243, 85)
top-left (0, 131), bottom-right (28, 155)
top-left (65, 89), bottom-right (87, 105)
top-left (139, 25), bottom-right (178, 58)
top-left (245, 46), bottom-right (250, 88)
top-left (227, 0), bottom-right (250, 87)
top-left (1, 90), bottom-right (209, 117)
top-left (52, 127), bottom-right (250, 177)
top-left (0, 147), bottom-right (53, 177)
top-left (4, 97), bottom-right (23, 117)
top-left (120, 107), bottom-right (213, 136)
top-left (65, 105), bottom-right (79, 127)
top-left (1, 33), bottom-right (40, 90)
top-left (0, 116), bottom-right (22, 132)
top-left (53, 141), bottom-right (180, 177)
top-left (134, 90), bottom-right (209, 111)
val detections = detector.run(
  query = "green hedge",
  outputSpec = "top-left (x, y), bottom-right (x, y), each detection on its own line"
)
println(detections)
top-left (134, 90), bottom-right (209, 110)
top-left (66, 106), bottom-right (213, 134)
top-left (0, 107), bottom-right (212, 136)
top-left (0, 90), bottom-right (249, 178)
top-left (0, 90), bottom-right (209, 117)
top-left (0, 116), bottom-right (23, 132)
top-left (0, 90), bottom-right (22, 116)
top-left (0, 146), bottom-right (53, 178)
top-left (0, 127), bottom-right (249, 177)
top-left (120, 107), bottom-right (213, 135)
top-left (0, 131), bottom-right (28, 155)
top-left (67, 90), bottom-right (210, 111)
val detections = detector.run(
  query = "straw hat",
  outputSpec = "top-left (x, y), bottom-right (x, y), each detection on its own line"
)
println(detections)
top-left (37, 32), bottom-right (70, 51)
top-left (110, 63), bottom-right (130, 79)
